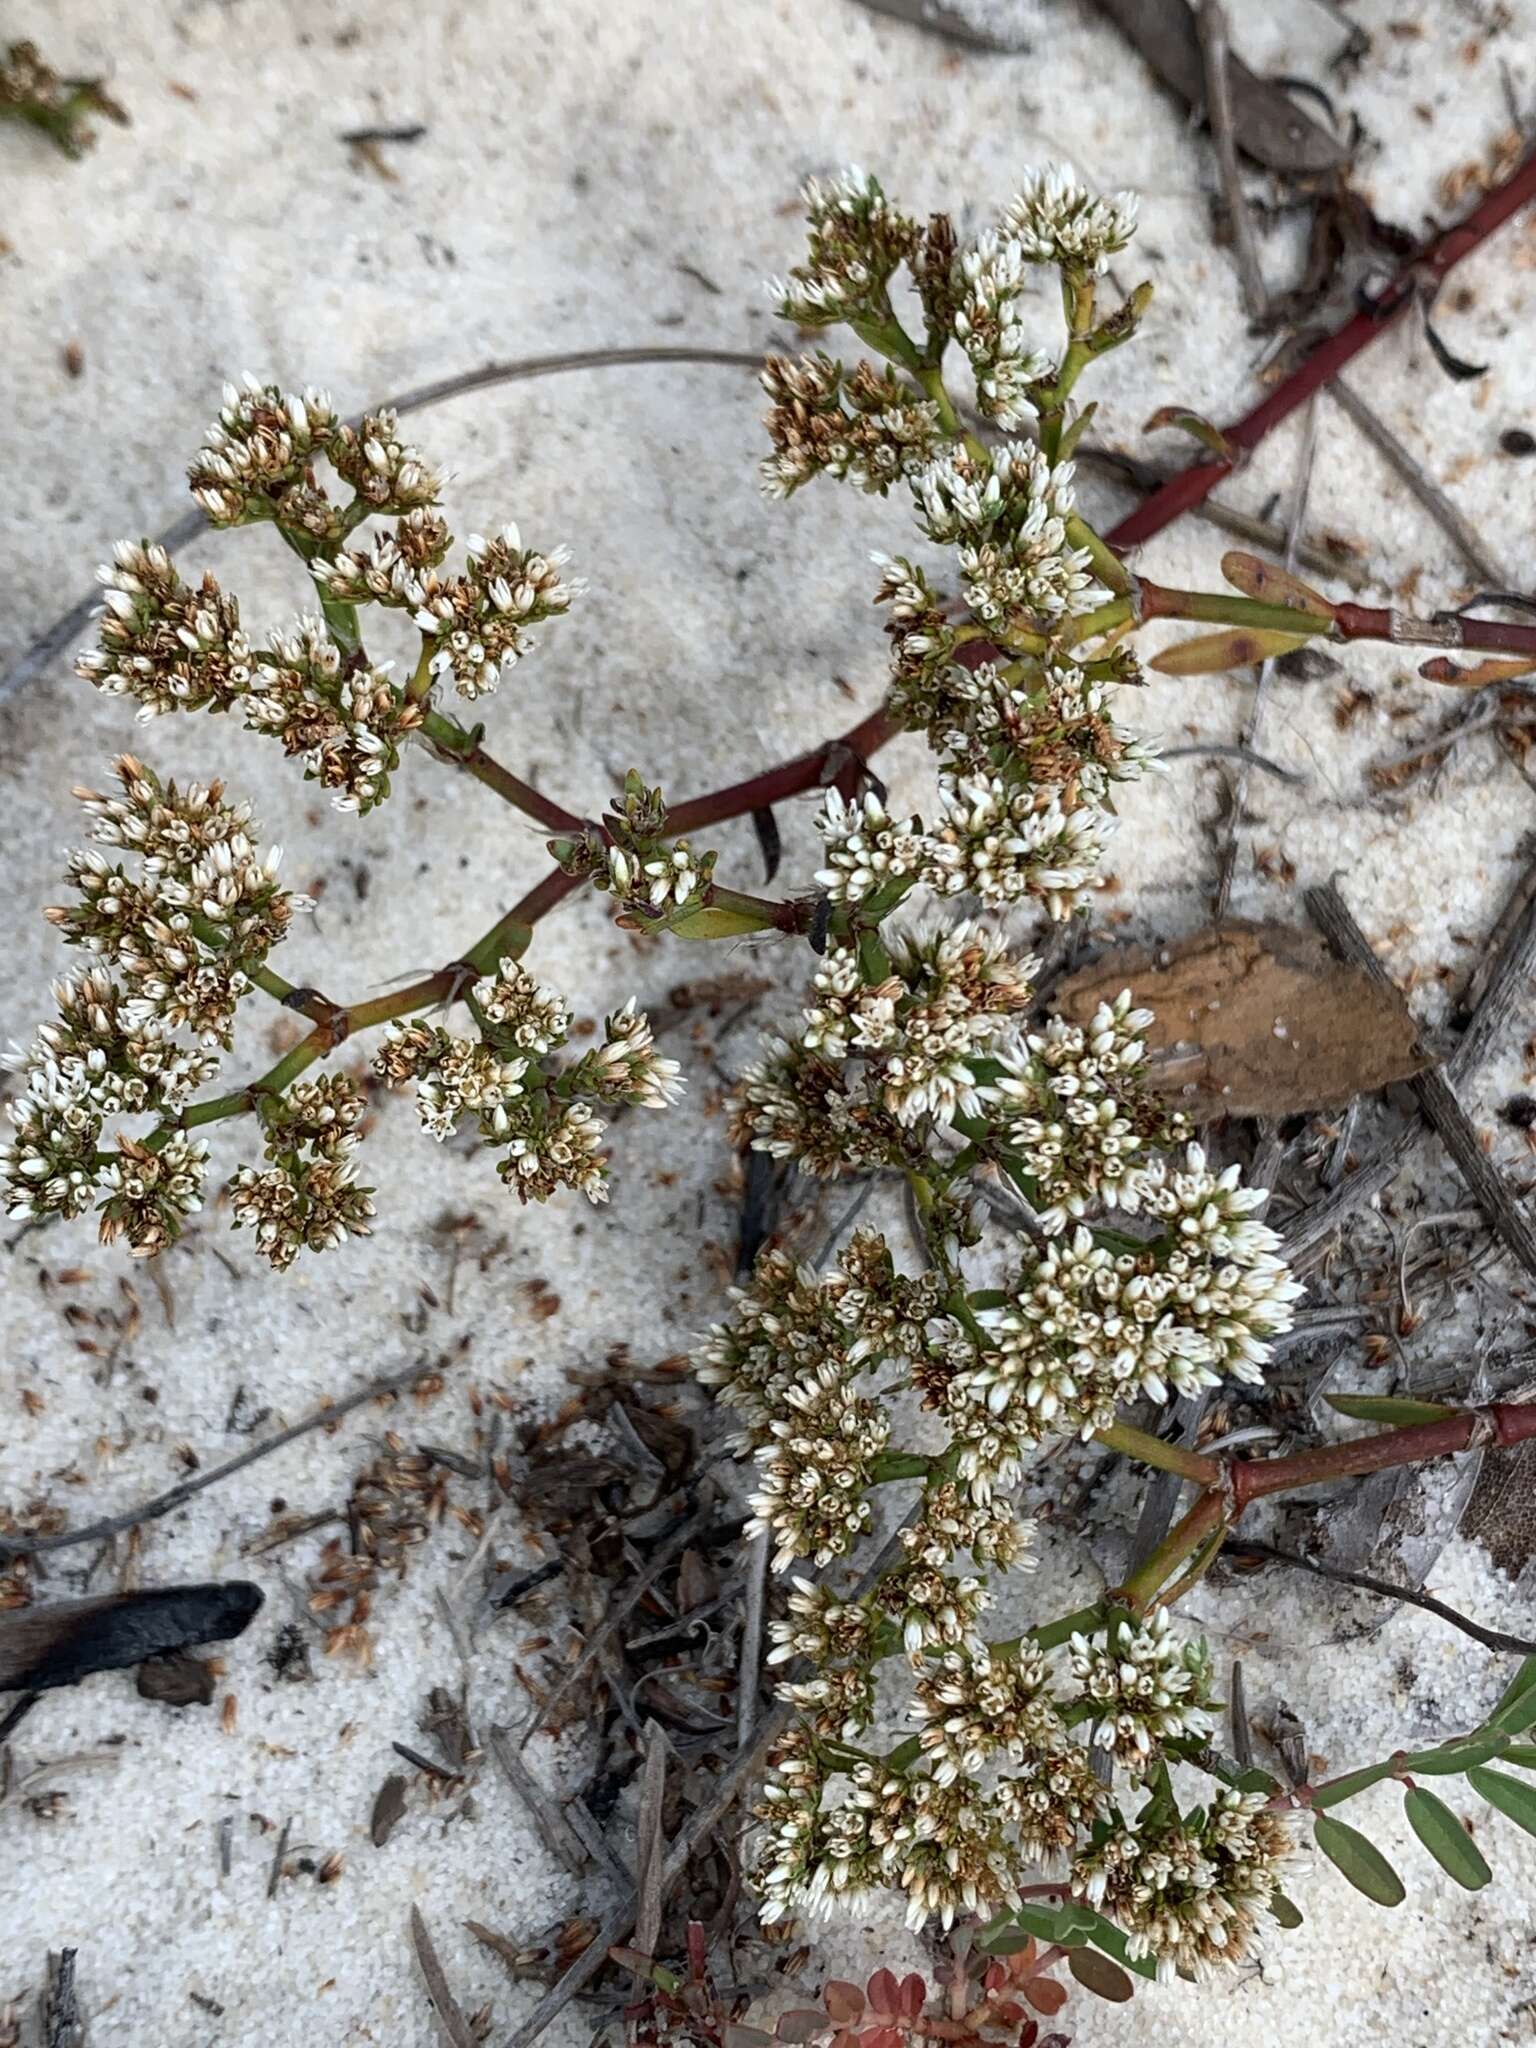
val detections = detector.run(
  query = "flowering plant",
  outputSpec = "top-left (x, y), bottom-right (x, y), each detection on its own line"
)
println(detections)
top-left (11, 160), bottom-right (1536, 2004)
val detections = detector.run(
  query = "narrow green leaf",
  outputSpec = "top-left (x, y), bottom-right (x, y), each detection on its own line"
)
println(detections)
top-left (1310, 1760), bottom-right (1398, 1810)
top-left (1404, 1786), bottom-right (1491, 1890)
top-left (1081, 1914), bottom-right (1159, 1983)
top-left (1325, 1392), bottom-right (1458, 1427)
top-left (1269, 1892), bottom-right (1304, 1930)
top-left (1498, 1744), bottom-right (1536, 1771)
top-left (1313, 1814), bottom-right (1406, 1906)
top-left (667, 904), bottom-right (774, 939)
top-left (1068, 1948), bottom-right (1134, 2003)
top-left (1470, 1765), bottom-right (1536, 1838)
top-left (1491, 1657), bottom-right (1536, 1733)
top-left (1405, 1733), bottom-right (1510, 1775)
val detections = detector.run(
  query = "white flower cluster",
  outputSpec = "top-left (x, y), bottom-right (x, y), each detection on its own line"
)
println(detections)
top-left (911, 1645), bottom-right (1061, 1786)
top-left (956, 1149), bottom-right (1297, 1445)
top-left (767, 166), bottom-right (919, 329)
top-left (187, 376), bottom-right (340, 528)
top-left (759, 352), bottom-right (943, 500)
top-left (1003, 165), bottom-right (1138, 276)
top-left (813, 788), bottom-right (920, 905)
top-left (47, 755), bottom-right (302, 1048)
top-left (755, 1738), bottom-right (1025, 1933)
top-left (794, 917), bottom-right (1039, 1132)
top-left (745, 1363), bottom-right (891, 1572)
top-left (96, 1130), bottom-right (210, 1259)
top-left (83, 388), bottom-right (581, 817)
top-left (922, 769), bottom-right (1110, 919)
top-left (77, 552), bottom-right (420, 816)
top-left (1071, 1792), bottom-right (1296, 1981)
top-left (311, 507), bottom-right (452, 604)
top-left (373, 972), bottom-right (678, 1207)
top-left (246, 617), bottom-right (420, 814)
top-left (327, 407), bottom-right (444, 514)
top-left (230, 1073), bottom-right (376, 1273)
top-left (79, 540), bottom-right (254, 719)
top-left (953, 231), bottom-right (1054, 428)
top-left (980, 990), bottom-right (1188, 1230)
top-left (1068, 1609), bottom-right (1215, 1771)
top-left (410, 523), bottom-right (582, 701)
top-left (2, 969), bottom-right (217, 1229)
top-left (913, 441), bottom-right (1098, 629)
top-left (603, 838), bottom-right (709, 915)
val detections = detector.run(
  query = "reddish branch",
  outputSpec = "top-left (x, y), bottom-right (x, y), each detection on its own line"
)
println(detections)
top-left (1120, 1400), bottom-right (1536, 1609)
top-left (1138, 576), bottom-right (1536, 663)
top-left (1108, 145), bottom-right (1536, 552)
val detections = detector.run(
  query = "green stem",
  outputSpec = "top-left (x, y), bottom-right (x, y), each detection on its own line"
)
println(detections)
top-left (1116, 1488), bottom-right (1230, 1612)
top-left (870, 1451), bottom-right (935, 1484)
top-left (1063, 594), bottom-right (1135, 647)
top-left (1093, 1420), bottom-right (1221, 1485)
top-left (405, 637), bottom-right (435, 705)
top-left (1139, 581), bottom-right (1331, 638)
top-left (1067, 514), bottom-right (1131, 597)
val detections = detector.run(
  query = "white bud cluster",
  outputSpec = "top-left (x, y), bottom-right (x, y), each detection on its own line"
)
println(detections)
top-left (953, 231), bottom-right (1053, 427)
top-left (1068, 1609), bottom-right (1215, 1770)
top-left (1003, 165), bottom-right (1138, 276)
top-left (412, 523), bottom-right (581, 701)
top-left (980, 990), bottom-right (1188, 1231)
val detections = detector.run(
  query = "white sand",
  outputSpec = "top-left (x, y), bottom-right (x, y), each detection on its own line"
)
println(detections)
top-left (4, 1), bottom-right (1536, 2041)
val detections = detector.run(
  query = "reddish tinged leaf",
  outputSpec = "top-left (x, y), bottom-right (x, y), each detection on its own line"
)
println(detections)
top-left (860, 2027), bottom-right (901, 2048)
top-left (866, 1970), bottom-right (900, 2018)
top-left (1144, 406), bottom-right (1238, 461)
top-left (897, 1976), bottom-right (925, 2020)
top-left (776, 2012), bottom-right (827, 2044)
top-left (824, 1983), bottom-right (865, 2024)
top-left (1021, 1978), bottom-right (1068, 2016)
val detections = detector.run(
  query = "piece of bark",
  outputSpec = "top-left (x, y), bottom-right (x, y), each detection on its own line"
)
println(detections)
top-left (1088, 0), bottom-right (1347, 172)
top-left (135, 1650), bottom-right (216, 1707)
top-left (1464, 1416), bottom-right (1536, 1583)
top-left (848, 0), bottom-right (1030, 52)
top-left (1053, 920), bottom-right (1427, 1122)
top-left (0, 1583), bottom-right (263, 1694)
top-left (371, 1773), bottom-right (409, 1848)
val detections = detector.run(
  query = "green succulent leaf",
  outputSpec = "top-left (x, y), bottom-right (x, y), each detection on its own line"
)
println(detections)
top-left (1407, 1733), bottom-right (1511, 1775)
top-left (1324, 1393), bottom-right (1458, 1427)
top-left (1403, 1786), bottom-right (1491, 1890)
top-left (1470, 1765), bottom-right (1536, 1838)
top-left (1269, 1891), bottom-right (1304, 1930)
top-left (1313, 1814), bottom-right (1406, 1906)
top-left (1067, 1948), bottom-right (1135, 2003)
top-left (1490, 1656), bottom-right (1536, 1734)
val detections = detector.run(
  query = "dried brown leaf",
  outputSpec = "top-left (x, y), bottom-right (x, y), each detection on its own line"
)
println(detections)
top-left (1221, 550), bottom-right (1336, 619)
top-left (1054, 920), bottom-right (1427, 1120)
top-left (1151, 626), bottom-right (1316, 675)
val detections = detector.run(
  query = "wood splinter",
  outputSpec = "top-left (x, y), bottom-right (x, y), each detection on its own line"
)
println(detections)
top-left (0, 1581), bottom-right (263, 1695)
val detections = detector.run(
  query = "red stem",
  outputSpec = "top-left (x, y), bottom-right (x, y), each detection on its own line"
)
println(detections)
top-left (1232, 1398), bottom-right (1536, 1508)
top-left (1107, 146), bottom-right (1536, 553)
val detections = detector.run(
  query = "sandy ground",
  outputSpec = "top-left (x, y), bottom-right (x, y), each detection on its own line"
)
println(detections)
top-left (5, 1), bottom-right (1536, 2043)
